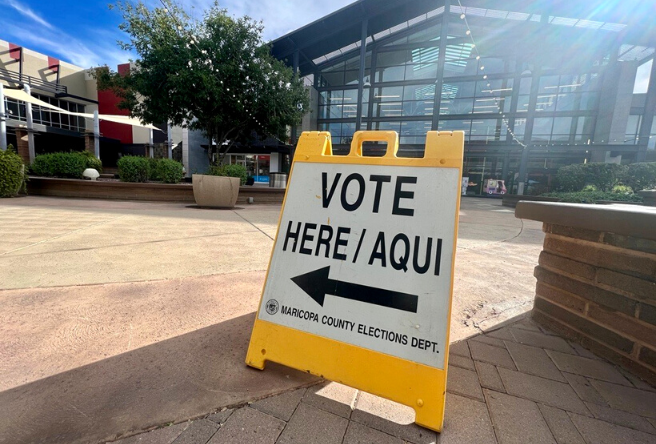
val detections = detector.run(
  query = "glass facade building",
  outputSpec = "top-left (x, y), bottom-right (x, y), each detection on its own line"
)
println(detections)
top-left (272, 0), bottom-right (656, 195)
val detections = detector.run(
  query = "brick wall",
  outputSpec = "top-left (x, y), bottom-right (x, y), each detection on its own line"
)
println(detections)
top-left (532, 223), bottom-right (656, 385)
top-left (15, 128), bottom-right (30, 164)
top-left (84, 133), bottom-right (95, 156)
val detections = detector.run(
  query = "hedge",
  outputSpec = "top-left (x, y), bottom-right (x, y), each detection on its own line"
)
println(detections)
top-left (147, 157), bottom-right (161, 181)
top-left (31, 151), bottom-right (102, 179)
top-left (156, 158), bottom-right (184, 184)
top-left (554, 163), bottom-right (627, 192)
top-left (624, 162), bottom-right (656, 191)
top-left (0, 146), bottom-right (25, 197)
top-left (541, 191), bottom-right (643, 204)
top-left (208, 163), bottom-right (248, 185)
top-left (554, 162), bottom-right (656, 192)
top-left (117, 156), bottom-right (150, 182)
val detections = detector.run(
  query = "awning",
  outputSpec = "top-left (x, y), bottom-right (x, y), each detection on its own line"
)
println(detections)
top-left (2, 87), bottom-right (161, 131)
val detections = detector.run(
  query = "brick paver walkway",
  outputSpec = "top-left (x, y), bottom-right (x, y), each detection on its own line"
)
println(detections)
top-left (112, 316), bottom-right (656, 444)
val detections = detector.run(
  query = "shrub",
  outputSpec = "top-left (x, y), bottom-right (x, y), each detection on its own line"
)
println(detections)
top-left (611, 184), bottom-right (633, 194)
top-left (31, 152), bottom-right (92, 178)
top-left (156, 158), bottom-right (184, 183)
top-left (554, 164), bottom-right (587, 192)
top-left (623, 162), bottom-right (656, 191)
top-left (555, 162), bottom-right (627, 192)
top-left (147, 157), bottom-right (161, 181)
top-left (584, 163), bottom-right (627, 191)
top-left (541, 191), bottom-right (643, 204)
top-left (78, 150), bottom-right (103, 173)
top-left (117, 156), bottom-right (150, 182)
top-left (0, 146), bottom-right (25, 197)
top-left (209, 163), bottom-right (248, 185)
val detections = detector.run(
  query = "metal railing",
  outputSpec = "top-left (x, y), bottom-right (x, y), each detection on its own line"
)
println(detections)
top-left (0, 67), bottom-right (67, 94)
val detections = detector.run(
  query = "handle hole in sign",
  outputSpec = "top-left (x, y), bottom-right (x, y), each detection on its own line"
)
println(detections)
top-left (360, 141), bottom-right (387, 157)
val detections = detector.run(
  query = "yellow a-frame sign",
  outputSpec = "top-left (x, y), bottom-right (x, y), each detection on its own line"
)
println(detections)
top-left (246, 130), bottom-right (463, 432)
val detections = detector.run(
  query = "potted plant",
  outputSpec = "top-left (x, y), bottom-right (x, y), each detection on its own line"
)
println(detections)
top-left (193, 163), bottom-right (247, 208)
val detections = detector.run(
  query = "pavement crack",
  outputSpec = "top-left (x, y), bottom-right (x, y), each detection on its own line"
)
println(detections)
top-left (232, 211), bottom-right (275, 241)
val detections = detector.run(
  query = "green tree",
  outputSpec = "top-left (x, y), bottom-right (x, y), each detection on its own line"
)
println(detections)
top-left (96, 0), bottom-right (309, 164)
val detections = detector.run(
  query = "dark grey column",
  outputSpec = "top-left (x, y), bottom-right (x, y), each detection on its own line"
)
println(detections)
top-left (356, 19), bottom-right (368, 131)
top-left (290, 49), bottom-right (300, 164)
top-left (432, 0), bottom-right (450, 130)
top-left (637, 54), bottom-right (656, 162)
top-left (517, 13), bottom-right (548, 194)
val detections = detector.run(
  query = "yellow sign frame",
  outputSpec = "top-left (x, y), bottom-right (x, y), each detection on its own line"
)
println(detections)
top-left (246, 130), bottom-right (464, 432)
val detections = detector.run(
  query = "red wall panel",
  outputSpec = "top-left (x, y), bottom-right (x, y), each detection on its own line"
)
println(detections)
top-left (98, 63), bottom-right (132, 144)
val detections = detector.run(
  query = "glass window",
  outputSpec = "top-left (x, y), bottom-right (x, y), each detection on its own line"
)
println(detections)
top-left (624, 115), bottom-right (641, 144)
top-left (318, 53), bottom-right (370, 88)
top-left (440, 98), bottom-right (473, 115)
top-left (438, 120), bottom-right (471, 140)
top-left (375, 65), bottom-right (405, 82)
top-left (476, 79), bottom-right (513, 97)
top-left (551, 117), bottom-right (572, 141)
top-left (377, 50), bottom-right (410, 67)
top-left (404, 84), bottom-right (435, 101)
top-left (516, 95), bottom-right (530, 112)
top-left (473, 98), bottom-right (509, 114)
top-left (442, 81), bottom-right (475, 99)
top-left (470, 119), bottom-right (506, 142)
top-left (410, 47), bottom-right (439, 65)
top-left (401, 121), bottom-right (430, 145)
top-left (374, 86), bottom-right (403, 102)
top-left (443, 43), bottom-right (477, 77)
top-left (408, 23), bottom-right (441, 43)
top-left (535, 94), bottom-right (556, 112)
top-left (575, 116), bottom-right (594, 143)
top-left (538, 76), bottom-right (560, 93)
top-left (532, 117), bottom-right (553, 141)
top-left (519, 77), bottom-right (532, 94)
top-left (478, 57), bottom-right (512, 74)
top-left (373, 121), bottom-right (402, 132)
top-left (649, 116), bottom-right (656, 150)
top-left (405, 62), bottom-right (438, 80)
top-left (321, 71), bottom-right (344, 87)
top-left (555, 93), bottom-right (576, 111)
top-left (6, 99), bottom-right (19, 120)
top-left (513, 118), bottom-right (527, 139)
top-left (360, 87), bottom-right (370, 118)
top-left (345, 70), bottom-right (363, 86)
top-left (374, 102), bottom-right (403, 118)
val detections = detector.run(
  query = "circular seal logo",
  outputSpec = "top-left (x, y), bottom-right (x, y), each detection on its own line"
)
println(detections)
top-left (265, 299), bottom-right (279, 315)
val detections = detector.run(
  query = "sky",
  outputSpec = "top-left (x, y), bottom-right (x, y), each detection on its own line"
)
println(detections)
top-left (0, 0), bottom-right (354, 68)
top-left (0, 0), bottom-right (653, 91)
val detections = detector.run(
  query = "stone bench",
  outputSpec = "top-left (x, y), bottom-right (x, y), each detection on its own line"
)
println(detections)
top-left (516, 202), bottom-right (656, 385)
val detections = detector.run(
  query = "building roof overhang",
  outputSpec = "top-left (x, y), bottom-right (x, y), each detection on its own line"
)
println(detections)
top-left (271, 0), bottom-right (656, 76)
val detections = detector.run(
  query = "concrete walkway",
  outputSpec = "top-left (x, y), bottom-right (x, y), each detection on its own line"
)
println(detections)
top-left (114, 315), bottom-right (656, 444)
top-left (0, 196), bottom-right (554, 443)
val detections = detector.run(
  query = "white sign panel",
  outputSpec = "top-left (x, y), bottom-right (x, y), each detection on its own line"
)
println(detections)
top-left (258, 162), bottom-right (459, 369)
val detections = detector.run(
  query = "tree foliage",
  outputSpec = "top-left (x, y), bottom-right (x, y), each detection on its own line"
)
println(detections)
top-left (96, 0), bottom-right (309, 163)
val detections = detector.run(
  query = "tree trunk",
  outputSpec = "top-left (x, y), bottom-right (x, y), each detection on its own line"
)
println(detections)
top-left (206, 130), bottom-right (213, 165)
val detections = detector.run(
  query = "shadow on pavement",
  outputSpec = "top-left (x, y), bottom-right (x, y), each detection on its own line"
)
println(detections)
top-left (0, 313), bottom-right (317, 444)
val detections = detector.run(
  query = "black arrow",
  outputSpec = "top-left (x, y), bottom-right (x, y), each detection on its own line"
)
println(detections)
top-left (291, 266), bottom-right (418, 313)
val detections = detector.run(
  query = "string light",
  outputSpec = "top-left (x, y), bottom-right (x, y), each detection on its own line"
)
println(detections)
top-left (456, 0), bottom-right (526, 148)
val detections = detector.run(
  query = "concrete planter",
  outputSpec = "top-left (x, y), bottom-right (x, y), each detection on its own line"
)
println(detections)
top-left (638, 190), bottom-right (656, 207)
top-left (192, 174), bottom-right (240, 208)
top-left (501, 194), bottom-right (560, 208)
